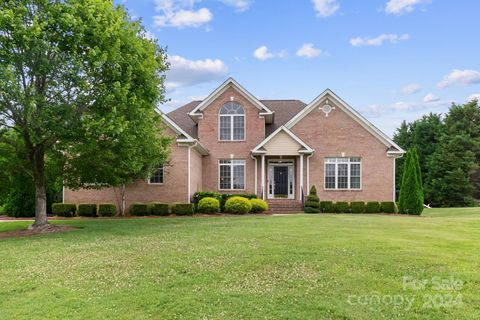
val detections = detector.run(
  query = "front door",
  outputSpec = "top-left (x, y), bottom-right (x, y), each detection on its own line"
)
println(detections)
top-left (274, 166), bottom-right (289, 197)
top-left (267, 160), bottom-right (295, 199)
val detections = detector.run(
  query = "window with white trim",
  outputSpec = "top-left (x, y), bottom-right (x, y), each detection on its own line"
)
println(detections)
top-left (149, 165), bottom-right (164, 184)
top-left (219, 102), bottom-right (245, 141)
top-left (324, 157), bottom-right (361, 190)
top-left (219, 159), bottom-right (245, 190)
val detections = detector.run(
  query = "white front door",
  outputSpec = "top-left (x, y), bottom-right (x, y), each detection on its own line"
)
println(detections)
top-left (267, 160), bottom-right (295, 199)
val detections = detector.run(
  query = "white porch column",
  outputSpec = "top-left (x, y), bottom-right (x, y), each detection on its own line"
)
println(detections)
top-left (299, 154), bottom-right (304, 200)
top-left (261, 154), bottom-right (266, 200)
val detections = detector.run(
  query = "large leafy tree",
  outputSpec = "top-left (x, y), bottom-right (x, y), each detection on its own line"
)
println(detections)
top-left (0, 0), bottom-right (169, 227)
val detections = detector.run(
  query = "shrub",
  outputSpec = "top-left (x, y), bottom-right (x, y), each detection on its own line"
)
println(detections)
top-left (250, 199), bottom-right (269, 213)
top-left (150, 203), bottom-right (169, 216)
top-left (171, 203), bottom-right (194, 215)
top-left (365, 202), bottom-right (381, 213)
top-left (52, 203), bottom-right (77, 217)
top-left (335, 202), bottom-right (350, 213)
top-left (305, 185), bottom-right (320, 213)
top-left (320, 201), bottom-right (334, 213)
top-left (225, 196), bottom-right (252, 214)
top-left (197, 197), bottom-right (220, 214)
top-left (130, 203), bottom-right (149, 216)
top-left (78, 204), bottom-right (97, 217)
top-left (304, 201), bottom-right (320, 208)
top-left (381, 201), bottom-right (396, 213)
top-left (192, 191), bottom-right (222, 209)
top-left (398, 148), bottom-right (424, 215)
top-left (350, 202), bottom-right (365, 214)
top-left (98, 204), bottom-right (116, 217)
top-left (305, 207), bottom-right (321, 214)
top-left (220, 193), bottom-right (257, 211)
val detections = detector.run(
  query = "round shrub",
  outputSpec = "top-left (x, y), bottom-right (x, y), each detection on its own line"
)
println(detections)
top-left (197, 197), bottom-right (220, 214)
top-left (98, 204), bottom-right (116, 217)
top-left (150, 203), bottom-right (169, 216)
top-left (350, 202), bottom-right (365, 214)
top-left (304, 200), bottom-right (320, 208)
top-left (335, 202), bottom-right (350, 213)
top-left (250, 199), bottom-right (269, 213)
top-left (225, 196), bottom-right (252, 214)
top-left (52, 203), bottom-right (77, 217)
top-left (130, 203), bottom-right (149, 216)
top-left (320, 201), bottom-right (334, 213)
top-left (366, 202), bottom-right (381, 213)
top-left (380, 201), bottom-right (396, 213)
top-left (78, 204), bottom-right (97, 217)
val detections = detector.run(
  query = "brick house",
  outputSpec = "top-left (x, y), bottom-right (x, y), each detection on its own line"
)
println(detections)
top-left (64, 78), bottom-right (405, 212)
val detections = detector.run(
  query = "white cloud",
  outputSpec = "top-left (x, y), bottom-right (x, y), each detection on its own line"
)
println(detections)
top-left (423, 93), bottom-right (440, 103)
top-left (361, 99), bottom-right (450, 117)
top-left (296, 43), bottom-right (322, 58)
top-left (312, 0), bottom-right (339, 17)
top-left (154, 0), bottom-right (212, 29)
top-left (219, 0), bottom-right (251, 12)
top-left (402, 83), bottom-right (421, 94)
top-left (253, 46), bottom-right (287, 61)
top-left (437, 69), bottom-right (480, 88)
top-left (467, 93), bottom-right (480, 102)
top-left (385, 0), bottom-right (430, 15)
top-left (350, 33), bottom-right (410, 47)
top-left (165, 55), bottom-right (228, 91)
top-left (142, 30), bottom-right (157, 41)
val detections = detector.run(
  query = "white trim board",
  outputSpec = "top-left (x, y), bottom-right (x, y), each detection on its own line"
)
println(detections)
top-left (285, 89), bottom-right (405, 154)
top-left (187, 77), bottom-right (274, 122)
top-left (251, 126), bottom-right (314, 154)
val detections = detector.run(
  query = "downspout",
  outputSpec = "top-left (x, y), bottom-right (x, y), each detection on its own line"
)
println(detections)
top-left (187, 141), bottom-right (198, 203)
top-left (392, 157), bottom-right (396, 202)
top-left (306, 154), bottom-right (313, 192)
top-left (250, 154), bottom-right (258, 197)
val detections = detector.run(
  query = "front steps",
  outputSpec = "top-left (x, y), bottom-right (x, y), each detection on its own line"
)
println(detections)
top-left (267, 199), bottom-right (304, 213)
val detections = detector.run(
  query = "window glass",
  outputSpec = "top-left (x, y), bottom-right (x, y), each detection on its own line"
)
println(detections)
top-left (149, 165), bottom-right (164, 184)
top-left (324, 158), bottom-right (362, 190)
top-left (219, 159), bottom-right (245, 190)
top-left (219, 103), bottom-right (244, 141)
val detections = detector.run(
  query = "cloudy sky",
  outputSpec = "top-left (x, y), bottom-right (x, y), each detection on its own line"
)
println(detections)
top-left (119, 0), bottom-right (480, 135)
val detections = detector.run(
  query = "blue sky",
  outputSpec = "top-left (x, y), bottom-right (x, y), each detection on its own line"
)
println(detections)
top-left (119, 0), bottom-right (480, 135)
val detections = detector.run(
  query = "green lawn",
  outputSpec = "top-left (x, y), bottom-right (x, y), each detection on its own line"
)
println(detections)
top-left (1, 208), bottom-right (480, 319)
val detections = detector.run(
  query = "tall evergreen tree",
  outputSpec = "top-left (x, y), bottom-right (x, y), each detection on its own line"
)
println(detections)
top-left (398, 148), bottom-right (424, 215)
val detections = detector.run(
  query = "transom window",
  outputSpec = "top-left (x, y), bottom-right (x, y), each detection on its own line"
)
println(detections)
top-left (149, 165), bottom-right (164, 184)
top-left (219, 159), bottom-right (245, 190)
top-left (219, 102), bottom-right (245, 141)
top-left (324, 157), bottom-right (361, 190)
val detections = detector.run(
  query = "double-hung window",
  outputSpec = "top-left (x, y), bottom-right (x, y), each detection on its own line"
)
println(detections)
top-left (219, 160), bottom-right (245, 190)
top-left (149, 165), bottom-right (164, 184)
top-left (324, 157), bottom-right (361, 190)
top-left (219, 102), bottom-right (245, 141)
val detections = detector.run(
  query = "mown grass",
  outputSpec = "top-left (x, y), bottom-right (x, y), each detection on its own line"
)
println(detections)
top-left (1, 208), bottom-right (479, 319)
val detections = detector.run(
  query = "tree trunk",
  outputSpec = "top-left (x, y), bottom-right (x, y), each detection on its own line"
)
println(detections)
top-left (121, 184), bottom-right (126, 216)
top-left (31, 147), bottom-right (48, 228)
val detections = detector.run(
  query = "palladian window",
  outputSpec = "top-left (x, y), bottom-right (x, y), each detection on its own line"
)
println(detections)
top-left (219, 102), bottom-right (245, 141)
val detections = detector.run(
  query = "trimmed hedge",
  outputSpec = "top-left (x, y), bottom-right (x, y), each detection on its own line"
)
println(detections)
top-left (381, 201), bottom-right (396, 213)
top-left (150, 203), bottom-right (169, 216)
top-left (172, 203), bottom-right (194, 215)
top-left (98, 204), bottom-right (116, 217)
top-left (78, 204), bottom-right (97, 217)
top-left (225, 196), bottom-right (252, 214)
top-left (220, 193), bottom-right (257, 211)
top-left (250, 199), bottom-right (269, 213)
top-left (52, 203), bottom-right (76, 217)
top-left (197, 197), bottom-right (220, 214)
top-left (305, 207), bottom-right (321, 214)
top-left (304, 200), bottom-right (320, 208)
top-left (366, 202), bottom-right (381, 213)
top-left (335, 202), bottom-right (350, 213)
top-left (320, 201), bottom-right (334, 213)
top-left (130, 203), bottom-right (149, 216)
top-left (350, 202), bottom-right (365, 214)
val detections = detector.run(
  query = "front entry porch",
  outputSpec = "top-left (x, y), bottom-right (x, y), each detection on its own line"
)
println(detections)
top-left (267, 160), bottom-right (295, 199)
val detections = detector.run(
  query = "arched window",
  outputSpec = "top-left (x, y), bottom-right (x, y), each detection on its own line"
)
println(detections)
top-left (219, 102), bottom-right (245, 141)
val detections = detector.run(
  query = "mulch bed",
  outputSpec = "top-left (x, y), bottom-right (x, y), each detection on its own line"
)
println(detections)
top-left (0, 225), bottom-right (79, 239)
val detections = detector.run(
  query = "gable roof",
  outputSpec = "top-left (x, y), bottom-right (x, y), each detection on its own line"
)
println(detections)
top-left (187, 77), bottom-right (274, 123)
top-left (285, 89), bottom-right (405, 154)
top-left (251, 126), bottom-right (314, 155)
